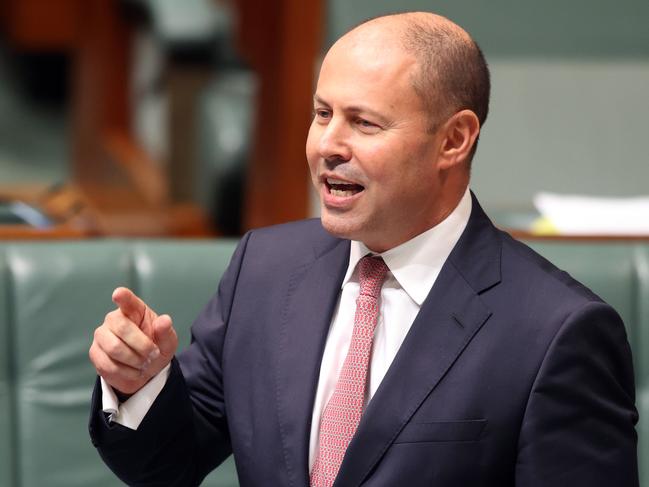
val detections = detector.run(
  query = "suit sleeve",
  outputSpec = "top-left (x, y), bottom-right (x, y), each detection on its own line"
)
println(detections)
top-left (88, 231), bottom-right (252, 486)
top-left (515, 301), bottom-right (639, 487)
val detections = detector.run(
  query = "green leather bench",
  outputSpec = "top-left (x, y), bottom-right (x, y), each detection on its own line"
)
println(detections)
top-left (0, 239), bottom-right (647, 486)
top-left (0, 240), bottom-right (239, 487)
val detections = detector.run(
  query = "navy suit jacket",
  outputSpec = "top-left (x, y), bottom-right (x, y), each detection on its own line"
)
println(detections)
top-left (90, 194), bottom-right (638, 486)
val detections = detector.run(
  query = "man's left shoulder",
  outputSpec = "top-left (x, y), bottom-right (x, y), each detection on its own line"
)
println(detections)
top-left (492, 232), bottom-right (616, 330)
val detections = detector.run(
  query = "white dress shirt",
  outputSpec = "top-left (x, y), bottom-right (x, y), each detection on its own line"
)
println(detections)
top-left (307, 188), bottom-right (471, 468)
top-left (103, 188), bottom-right (472, 461)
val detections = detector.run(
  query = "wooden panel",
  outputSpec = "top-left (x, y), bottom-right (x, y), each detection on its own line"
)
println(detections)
top-left (71, 0), bottom-right (132, 185)
top-left (0, 183), bottom-right (96, 238)
top-left (66, 0), bottom-right (219, 236)
top-left (0, 226), bottom-right (87, 239)
top-left (102, 130), bottom-right (168, 207)
top-left (167, 66), bottom-right (213, 202)
top-left (3, 0), bottom-right (81, 50)
top-left (238, 0), bottom-right (324, 229)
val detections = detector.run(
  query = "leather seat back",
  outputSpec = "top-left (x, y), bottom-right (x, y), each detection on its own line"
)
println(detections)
top-left (3, 240), bottom-right (239, 487)
top-left (133, 240), bottom-right (239, 486)
top-left (0, 239), bottom-right (646, 486)
top-left (0, 247), bottom-right (14, 487)
top-left (8, 242), bottom-right (132, 487)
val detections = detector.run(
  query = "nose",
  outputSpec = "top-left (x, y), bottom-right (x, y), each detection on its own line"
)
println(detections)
top-left (317, 117), bottom-right (352, 162)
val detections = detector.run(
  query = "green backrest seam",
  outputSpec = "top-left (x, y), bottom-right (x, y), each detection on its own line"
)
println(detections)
top-left (5, 245), bottom-right (20, 487)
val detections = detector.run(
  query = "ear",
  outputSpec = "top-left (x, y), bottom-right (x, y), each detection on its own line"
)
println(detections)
top-left (437, 110), bottom-right (480, 170)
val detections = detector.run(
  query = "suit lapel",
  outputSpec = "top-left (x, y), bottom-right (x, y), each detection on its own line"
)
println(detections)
top-left (275, 238), bottom-right (350, 487)
top-left (334, 195), bottom-right (503, 486)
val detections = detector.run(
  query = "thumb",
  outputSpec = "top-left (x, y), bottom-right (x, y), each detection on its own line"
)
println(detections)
top-left (153, 314), bottom-right (178, 358)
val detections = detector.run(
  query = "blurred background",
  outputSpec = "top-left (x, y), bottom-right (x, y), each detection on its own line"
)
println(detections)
top-left (0, 0), bottom-right (647, 239)
top-left (0, 1), bottom-right (648, 487)
top-left (0, 0), bottom-right (321, 238)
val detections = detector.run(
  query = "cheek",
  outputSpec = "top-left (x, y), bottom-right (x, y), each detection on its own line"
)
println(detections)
top-left (306, 136), bottom-right (318, 175)
top-left (305, 127), bottom-right (319, 175)
top-left (358, 142), bottom-right (412, 185)
top-left (365, 146), bottom-right (437, 206)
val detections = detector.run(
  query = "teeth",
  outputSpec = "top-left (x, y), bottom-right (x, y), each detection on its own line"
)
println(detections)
top-left (327, 178), bottom-right (353, 185)
top-left (331, 189), bottom-right (356, 197)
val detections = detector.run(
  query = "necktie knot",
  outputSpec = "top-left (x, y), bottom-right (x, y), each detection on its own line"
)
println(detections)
top-left (358, 255), bottom-right (389, 299)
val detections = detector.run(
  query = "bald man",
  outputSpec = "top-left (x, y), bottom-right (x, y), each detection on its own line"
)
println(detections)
top-left (89, 12), bottom-right (638, 487)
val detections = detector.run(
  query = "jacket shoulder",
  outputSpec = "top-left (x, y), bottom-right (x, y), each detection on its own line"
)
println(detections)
top-left (498, 230), bottom-right (605, 306)
top-left (241, 218), bottom-right (345, 266)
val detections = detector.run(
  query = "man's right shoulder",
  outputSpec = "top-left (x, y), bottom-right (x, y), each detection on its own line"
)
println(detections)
top-left (240, 218), bottom-right (345, 265)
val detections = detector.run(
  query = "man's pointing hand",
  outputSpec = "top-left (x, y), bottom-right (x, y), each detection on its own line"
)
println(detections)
top-left (89, 287), bottom-right (178, 395)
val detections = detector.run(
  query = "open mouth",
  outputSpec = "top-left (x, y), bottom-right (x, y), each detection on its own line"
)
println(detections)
top-left (325, 177), bottom-right (365, 197)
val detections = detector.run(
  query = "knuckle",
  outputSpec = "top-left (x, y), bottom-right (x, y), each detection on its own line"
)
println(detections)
top-left (93, 327), bottom-right (102, 340)
top-left (103, 361), bottom-right (119, 377)
top-left (94, 356), bottom-right (118, 378)
top-left (112, 318), bottom-right (130, 336)
top-left (105, 339), bottom-right (122, 357)
top-left (143, 339), bottom-right (155, 353)
top-left (88, 344), bottom-right (97, 363)
top-left (105, 309), bottom-right (125, 324)
top-left (94, 361), bottom-right (108, 377)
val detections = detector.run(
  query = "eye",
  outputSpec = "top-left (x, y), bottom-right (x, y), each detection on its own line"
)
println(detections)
top-left (313, 108), bottom-right (331, 121)
top-left (356, 118), bottom-right (381, 133)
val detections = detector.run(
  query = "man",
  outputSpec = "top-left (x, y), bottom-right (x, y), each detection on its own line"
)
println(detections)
top-left (88, 12), bottom-right (638, 487)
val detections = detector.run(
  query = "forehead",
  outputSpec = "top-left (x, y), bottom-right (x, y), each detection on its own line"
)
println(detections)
top-left (315, 32), bottom-right (422, 110)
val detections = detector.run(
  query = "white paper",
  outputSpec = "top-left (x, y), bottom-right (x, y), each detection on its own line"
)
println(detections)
top-left (533, 192), bottom-right (649, 235)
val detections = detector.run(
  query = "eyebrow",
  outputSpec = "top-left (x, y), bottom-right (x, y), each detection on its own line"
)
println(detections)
top-left (313, 94), bottom-right (390, 124)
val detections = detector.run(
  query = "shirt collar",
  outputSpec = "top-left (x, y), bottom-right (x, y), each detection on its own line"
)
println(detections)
top-left (341, 187), bottom-right (472, 305)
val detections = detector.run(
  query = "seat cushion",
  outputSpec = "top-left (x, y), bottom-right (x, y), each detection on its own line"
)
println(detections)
top-left (9, 241), bottom-right (133, 487)
top-left (0, 246), bottom-right (14, 487)
top-left (133, 239), bottom-right (239, 486)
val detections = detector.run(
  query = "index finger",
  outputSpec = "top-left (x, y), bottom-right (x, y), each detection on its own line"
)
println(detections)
top-left (112, 287), bottom-right (148, 326)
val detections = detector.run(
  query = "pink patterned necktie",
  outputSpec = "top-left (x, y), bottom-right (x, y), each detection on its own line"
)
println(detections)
top-left (310, 255), bottom-right (390, 487)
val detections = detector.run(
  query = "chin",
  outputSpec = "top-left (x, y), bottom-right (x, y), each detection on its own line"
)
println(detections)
top-left (320, 211), bottom-right (363, 241)
top-left (320, 210), bottom-right (395, 252)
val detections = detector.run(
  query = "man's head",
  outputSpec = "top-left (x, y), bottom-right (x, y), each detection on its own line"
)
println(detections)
top-left (400, 14), bottom-right (490, 154)
top-left (306, 12), bottom-right (490, 252)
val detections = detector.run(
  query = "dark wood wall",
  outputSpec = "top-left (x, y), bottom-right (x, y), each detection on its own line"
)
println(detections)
top-left (0, 0), bottom-right (323, 237)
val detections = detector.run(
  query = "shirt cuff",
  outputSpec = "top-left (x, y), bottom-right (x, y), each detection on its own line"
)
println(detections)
top-left (100, 363), bottom-right (172, 430)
